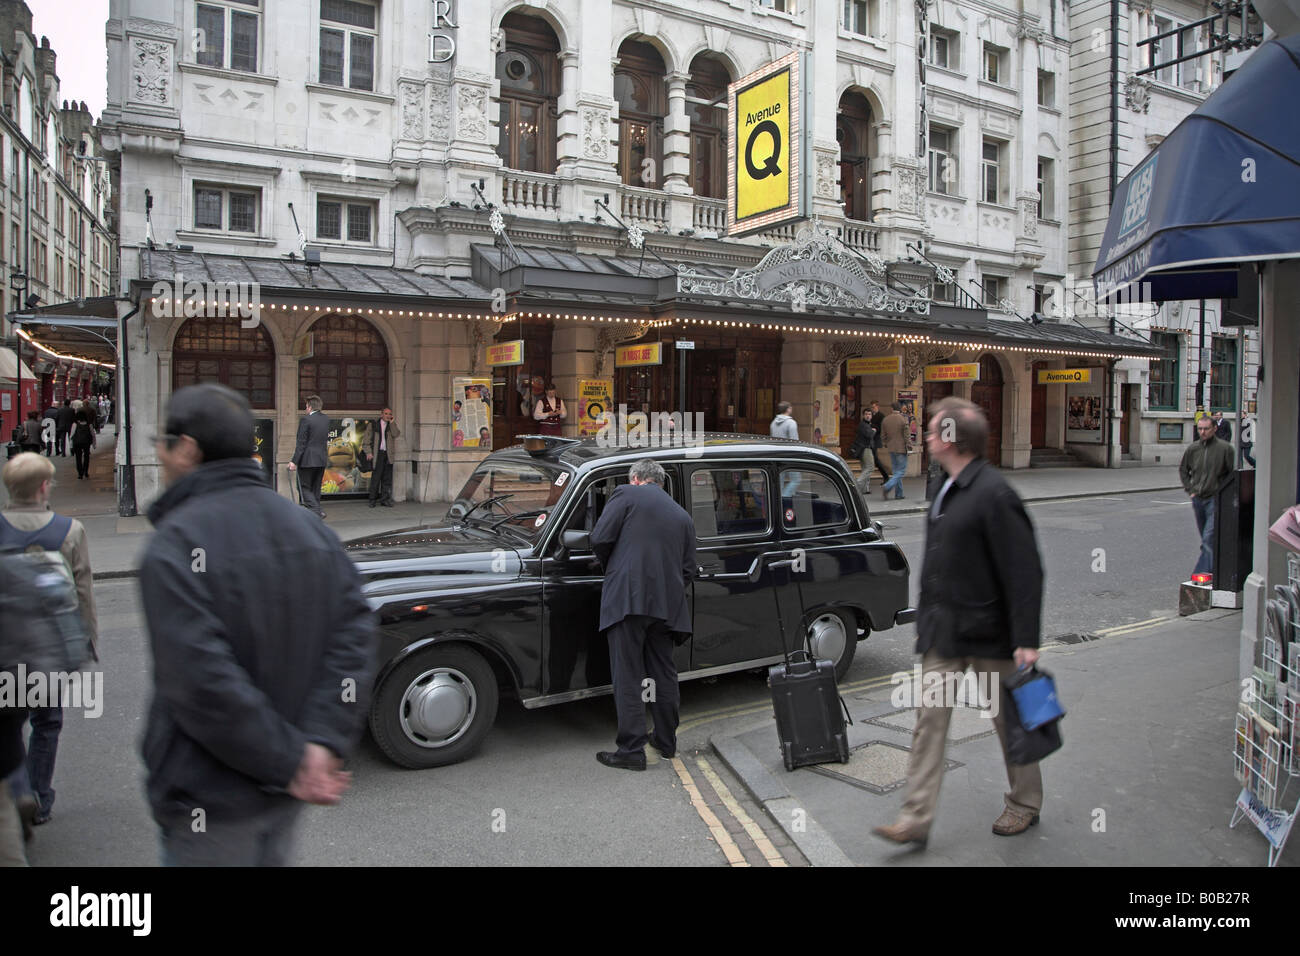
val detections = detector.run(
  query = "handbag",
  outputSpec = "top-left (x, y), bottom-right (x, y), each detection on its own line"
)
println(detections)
top-left (1006, 665), bottom-right (1066, 730)
top-left (1001, 666), bottom-right (1064, 765)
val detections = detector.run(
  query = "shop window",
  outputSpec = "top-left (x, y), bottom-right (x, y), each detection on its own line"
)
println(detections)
top-left (688, 468), bottom-right (770, 539)
top-left (495, 12), bottom-right (560, 174)
top-left (173, 315), bottom-right (275, 408)
top-left (614, 40), bottom-right (667, 189)
top-left (298, 314), bottom-right (388, 410)
top-left (1210, 335), bottom-right (1237, 411)
top-left (1148, 331), bottom-right (1179, 410)
top-left (779, 469), bottom-right (850, 529)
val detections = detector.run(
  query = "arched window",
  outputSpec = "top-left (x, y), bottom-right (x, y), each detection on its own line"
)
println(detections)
top-left (495, 12), bottom-right (561, 173)
top-left (687, 55), bottom-right (731, 200)
top-left (298, 314), bottom-right (388, 410)
top-left (614, 40), bottom-right (667, 188)
top-left (173, 315), bottom-right (275, 408)
top-left (837, 91), bottom-right (873, 221)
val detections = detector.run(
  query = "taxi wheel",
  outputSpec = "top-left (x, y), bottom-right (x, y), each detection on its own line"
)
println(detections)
top-left (806, 609), bottom-right (856, 682)
top-left (370, 645), bottom-right (500, 769)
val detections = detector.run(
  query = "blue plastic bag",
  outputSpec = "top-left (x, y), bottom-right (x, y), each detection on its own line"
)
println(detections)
top-left (1007, 666), bottom-right (1065, 731)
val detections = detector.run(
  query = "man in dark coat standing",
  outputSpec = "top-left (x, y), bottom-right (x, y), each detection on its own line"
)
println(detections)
top-left (589, 458), bottom-right (698, 771)
top-left (289, 394), bottom-right (330, 518)
top-left (364, 407), bottom-right (400, 508)
top-left (54, 400), bottom-right (75, 457)
top-left (139, 384), bottom-right (376, 865)
top-left (874, 397), bottom-right (1045, 846)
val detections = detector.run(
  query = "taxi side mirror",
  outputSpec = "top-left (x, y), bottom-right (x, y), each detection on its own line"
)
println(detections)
top-left (562, 530), bottom-right (591, 553)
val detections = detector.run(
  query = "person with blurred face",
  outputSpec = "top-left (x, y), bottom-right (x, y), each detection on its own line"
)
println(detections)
top-left (365, 407), bottom-right (400, 509)
top-left (1180, 415), bottom-right (1235, 582)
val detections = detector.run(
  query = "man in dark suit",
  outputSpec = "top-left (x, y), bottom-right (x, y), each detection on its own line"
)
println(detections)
top-left (55, 400), bottom-right (76, 457)
top-left (364, 408), bottom-right (400, 508)
top-left (874, 397), bottom-right (1045, 846)
top-left (589, 458), bottom-right (698, 771)
top-left (288, 395), bottom-right (329, 518)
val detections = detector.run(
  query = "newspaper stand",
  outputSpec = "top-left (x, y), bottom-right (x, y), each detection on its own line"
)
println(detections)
top-left (1229, 553), bottom-right (1300, 866)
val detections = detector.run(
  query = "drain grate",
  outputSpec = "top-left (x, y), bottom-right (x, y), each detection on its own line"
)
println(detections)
top-left (807, 739), bottom-right (962, 795)
top-left (1049, 632), bottom-right (1099, 645)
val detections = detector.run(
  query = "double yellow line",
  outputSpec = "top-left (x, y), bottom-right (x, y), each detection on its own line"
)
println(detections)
top-left (1091, 615), bottom-right (1173, 638)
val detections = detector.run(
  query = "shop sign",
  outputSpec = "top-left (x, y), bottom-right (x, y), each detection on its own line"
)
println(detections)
top-left (923, 363), bottom-right (980, 382)
top-left (846, 356), bottom-right (903, 376)
top-left (487, 339), bottom-right (525, 367)
top-left (728, 52), bottom-right (807, 237)
top-left (1038, 368), bottom-right (1094, 384)
top-left (615, 343), bottom-right (662, 367)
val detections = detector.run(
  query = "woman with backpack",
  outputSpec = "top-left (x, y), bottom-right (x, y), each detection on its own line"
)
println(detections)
top-left (70, 407), bottom-right (96, 480)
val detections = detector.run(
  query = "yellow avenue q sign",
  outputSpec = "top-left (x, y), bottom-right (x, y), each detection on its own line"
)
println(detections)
top-left (1037, 368), bottom-right (1094, 384)
top-left (729, 52), bottom-right (802, 235)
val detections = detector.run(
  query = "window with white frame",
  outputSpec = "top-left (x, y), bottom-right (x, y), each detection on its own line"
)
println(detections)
top-left (928, 125), bottom-right (958, 195)
top-left (982, 43), bottom-right (1007, 84)
top-left (982, 138), bottom-right (1006, 204)
top-left (1152, 16), bottom-right (1202, 90)
top-left (316, 197), bottom-right (375, 244)
top-left (1037, 157), bottom-right (1054, 219)
top-left (758, 0), bottom-right (794, 12)
top-left (1037, 70), bottom-right (1055, 108)
top-left (195, 0), bottom-right (260, 73)
top-left (320, 0), bottom-right (377, 92)
top-left (932, 272), bottom-right (958, 304)
top-left (843, 0), bottom-right (868, 34)
top-left (194, 183), bottom-right (260, 234)
top-left (982, 274), bottom-right (1006, 307)
top-left (929, 28), bottom-right (960, 70)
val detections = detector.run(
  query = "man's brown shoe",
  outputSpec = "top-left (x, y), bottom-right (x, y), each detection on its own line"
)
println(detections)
top-left (871, 821), bottom-right (928, 847)
top-left (992, 808), bottom-right (1040, 836)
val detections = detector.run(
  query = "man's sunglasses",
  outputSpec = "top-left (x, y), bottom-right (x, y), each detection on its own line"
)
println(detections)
top-left (152, 433), bottom-right (181, 450)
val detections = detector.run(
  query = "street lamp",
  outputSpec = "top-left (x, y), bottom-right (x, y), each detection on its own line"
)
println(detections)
top-left (4, 270), bottom-right (28, 447)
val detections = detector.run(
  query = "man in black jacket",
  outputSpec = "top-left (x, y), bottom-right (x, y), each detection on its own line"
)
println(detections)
top-left (289, 395), bottom-right (330, 518)
top-left (55, 400), bottom-right (75, 457)
top-left (874, 397), bottom-right (1045, 846)
top-left (868, 399), bottom-right (891, 484)
top-left (140, 384), bottom-right (377, 865)
top-left (590, 459), bottom-right (698, 771)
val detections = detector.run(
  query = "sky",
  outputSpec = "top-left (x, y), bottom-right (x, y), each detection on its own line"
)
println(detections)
top-left (29, 0), bottom-right (111, 121)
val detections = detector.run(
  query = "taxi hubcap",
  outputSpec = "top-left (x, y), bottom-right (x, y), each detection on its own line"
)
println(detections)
top-left (400, 668), bottom-right (477, 748)
top-left (807, 613), bottom-right (847, 664)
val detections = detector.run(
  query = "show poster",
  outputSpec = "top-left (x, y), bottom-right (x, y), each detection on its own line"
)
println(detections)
top-left (898, 389), bottom-right (919, 444)
top-left (812, 387), bottom-right (839, 446)
top-left (1066, 380), bottom-right (1104, 443)
top-left (578, 379), bottom-right (613, 436)
top-left (322, 417), bottom-right (376, 497)
top-left (454, 376), bottom-right (493, 448)
top-left (252, 419), bottom-right (275, 487)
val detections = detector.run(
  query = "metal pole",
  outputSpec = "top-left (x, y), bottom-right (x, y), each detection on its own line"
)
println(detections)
top-left (1198, 297), bottom-right (1208, 412)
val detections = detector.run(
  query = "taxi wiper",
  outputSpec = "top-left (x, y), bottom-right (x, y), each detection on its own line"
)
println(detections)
top-left (488, 509), bottom-right (548, 531)
top-left (462, 494), bottom-right (514, 521)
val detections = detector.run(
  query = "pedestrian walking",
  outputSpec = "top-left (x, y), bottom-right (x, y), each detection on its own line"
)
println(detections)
top-left (1212, 410), bottom-right (1233, 443)
top-left (18, 412), bottom-right (42, 454)
top-left (532, 384), bottom-right (567, 437)
top-left (847, 408), bottom-right (875, 495)
top-left (770, 401), bottom-right (798, 439)
top-left (589, 459), bottom-right (698, 771)
top-left (139, 384), bottom-right (377, 866)
top-left (873, 397), bottom-right (1046, 846)
top-left (869, 400), bottom-right (892, 485)
top-left (69, 408), bottom-right (96, 479)
top-left (364, 407), bottom-right (400, 508)
top-left (55, 400), bottom-right (75, 457)
top-left (289, 395), bottom-right (329, 519)
top-left (41, 405), bottom-right (59, 456)
top-left (0, 452), bottom-right (99, 832)
top-left (1180, 415), bottom-right (1235, 581)
top-left (880, 401), bottom-right (910, 500)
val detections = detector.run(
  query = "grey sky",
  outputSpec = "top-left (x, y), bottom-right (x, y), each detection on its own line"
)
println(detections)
top-left (30, 0), bottom-right (111, 121)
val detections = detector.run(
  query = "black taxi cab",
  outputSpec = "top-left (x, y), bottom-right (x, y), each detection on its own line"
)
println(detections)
top-left (348, 434), bottom-right (915, 768)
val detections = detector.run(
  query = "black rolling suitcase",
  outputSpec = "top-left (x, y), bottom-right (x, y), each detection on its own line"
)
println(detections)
top-left (766, 560), bottom-right (852, 771)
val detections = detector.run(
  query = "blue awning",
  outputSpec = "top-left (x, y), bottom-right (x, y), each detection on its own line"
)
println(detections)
top-left (1094, 34), bottom-right (1300, 304)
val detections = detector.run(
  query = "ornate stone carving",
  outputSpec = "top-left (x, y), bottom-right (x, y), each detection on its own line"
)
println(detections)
top-left (1019, 197), bottom-right (1039, 238)
top-left (129, 37), bottom-right (172, 106)
top-left (1013, 18), bottom-right (1048, 42)
top-left (893, 164), bottom-right (922, 216)
top-left (815, 154), bottom-right (836, 199)
top-left (582, 107), bottom-right (610, 160)
top-left (400, 81), bottom-right (424, 140)
top-left (904, 345), bottom-right (957, 384)
top-left (677, 224), bottom-right (929, 316)
top-left (457, 85), bottom-right (489, 142)
top-left (594, 322), bottom-right (655, 377)
top-left (824, 339), bottom-right (897, 384)
top-left (1130, 0), bottom-right (1154, 14)
top-left (429, 78), bottom-right (452, 141)
top-left (1125, 74), bottom-right (1152, 113)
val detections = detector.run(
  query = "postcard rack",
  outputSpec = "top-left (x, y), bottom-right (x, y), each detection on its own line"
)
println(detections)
top-left (1229, 553), bottom-right (1300, 866)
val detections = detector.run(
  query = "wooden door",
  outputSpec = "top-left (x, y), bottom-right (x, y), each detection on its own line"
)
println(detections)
top-left (922, 381), bottom-right (955, 469)
top-left (970, 355), bottom-right (1004, 466)
top-left (1031, 362), bottom-right (1048, 449)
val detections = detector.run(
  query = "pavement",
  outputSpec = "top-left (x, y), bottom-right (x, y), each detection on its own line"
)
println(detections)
top-left (3, 427), bottom-right (1184, 579)
top-left (709, 608), bottom-right (1294, 867)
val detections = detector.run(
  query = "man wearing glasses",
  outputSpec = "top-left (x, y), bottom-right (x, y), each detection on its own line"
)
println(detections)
top-left (1180, 415), bottom-right (1236, 583)
top-left (140, 385), bottom-right (376, 865)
